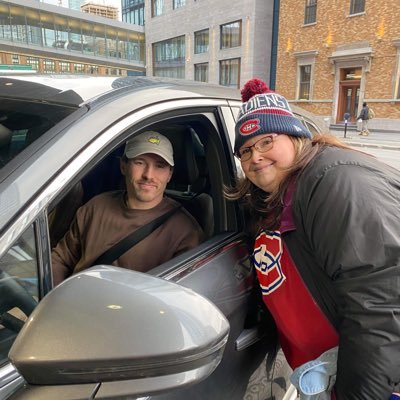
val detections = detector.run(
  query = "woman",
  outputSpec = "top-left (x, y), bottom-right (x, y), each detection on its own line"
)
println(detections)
top-left (227, 79), bottom-right (400, 399)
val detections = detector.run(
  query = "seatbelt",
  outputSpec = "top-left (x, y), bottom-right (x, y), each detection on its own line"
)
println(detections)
top-left (93, 205), bottom-right (181, 266)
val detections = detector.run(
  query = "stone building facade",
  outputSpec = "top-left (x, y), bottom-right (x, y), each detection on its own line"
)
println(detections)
top-left (276, 0), bottom-right (400, 132)
top-left (143, 0), bottom-right (274, 88)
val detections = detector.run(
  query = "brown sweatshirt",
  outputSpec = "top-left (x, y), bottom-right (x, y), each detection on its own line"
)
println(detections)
top-left (51, 191), bottom-right (203, 285)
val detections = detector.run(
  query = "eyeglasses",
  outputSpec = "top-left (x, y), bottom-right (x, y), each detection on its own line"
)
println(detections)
top-left (235, 134), bottom-right (278, 162)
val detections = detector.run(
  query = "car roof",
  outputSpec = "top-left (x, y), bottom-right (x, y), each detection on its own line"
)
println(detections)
top-left (0, 75), bottom-right (242, 107)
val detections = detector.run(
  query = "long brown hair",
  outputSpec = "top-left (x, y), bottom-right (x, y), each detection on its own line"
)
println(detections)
top-left (225, 134), bottom-right (352, 234)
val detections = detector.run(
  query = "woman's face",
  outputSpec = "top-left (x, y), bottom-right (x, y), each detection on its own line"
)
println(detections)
top-left (239, 133), bottom-right (296, 192)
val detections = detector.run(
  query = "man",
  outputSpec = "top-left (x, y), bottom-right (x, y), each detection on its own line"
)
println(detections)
top-left (52, 131), bottom-right (203, 285)
top-left (357, 102), bottom-right (370, 136)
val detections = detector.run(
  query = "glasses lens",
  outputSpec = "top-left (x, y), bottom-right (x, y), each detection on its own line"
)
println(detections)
top-left (238, 148), bottom-right (251, 161)
top-left (256, 137), bottom-right (273, 152)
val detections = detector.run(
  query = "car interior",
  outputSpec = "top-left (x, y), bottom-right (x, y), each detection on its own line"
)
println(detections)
top-left (47, 114), bottom-right (234, 253)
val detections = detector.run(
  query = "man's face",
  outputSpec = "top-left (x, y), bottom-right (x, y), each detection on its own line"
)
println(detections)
top-left (120, 153), bottom-right (173, 209)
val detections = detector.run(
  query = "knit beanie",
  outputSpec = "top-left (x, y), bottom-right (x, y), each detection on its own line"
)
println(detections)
top-left (234, 78), bottom-right (312, 153)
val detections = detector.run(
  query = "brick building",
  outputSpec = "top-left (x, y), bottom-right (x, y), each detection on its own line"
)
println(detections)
top-left (276, 0), bottom-right (400, 133)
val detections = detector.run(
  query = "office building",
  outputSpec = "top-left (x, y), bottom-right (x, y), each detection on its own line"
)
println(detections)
top-left (0, 0), bottom-right (145, 76)
top-left (142, 0), bottom-right (275, 88)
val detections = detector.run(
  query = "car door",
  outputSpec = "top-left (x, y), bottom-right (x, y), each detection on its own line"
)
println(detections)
top-left (0, 97), bottom-right (277, 399)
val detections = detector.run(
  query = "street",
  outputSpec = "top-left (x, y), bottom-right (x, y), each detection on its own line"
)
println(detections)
top-left (331, 130), bottom-right (400, 171)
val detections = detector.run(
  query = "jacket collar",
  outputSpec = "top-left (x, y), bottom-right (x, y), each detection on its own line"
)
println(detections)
top-left (280, 179), bottom-right (297, 233)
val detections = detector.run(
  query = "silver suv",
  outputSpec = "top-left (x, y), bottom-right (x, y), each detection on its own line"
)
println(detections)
top-left (0, 75), bottom-right (321, 400)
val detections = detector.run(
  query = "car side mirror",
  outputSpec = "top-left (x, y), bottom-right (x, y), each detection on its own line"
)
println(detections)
top-left (9, 266), bottom-right (229, 399)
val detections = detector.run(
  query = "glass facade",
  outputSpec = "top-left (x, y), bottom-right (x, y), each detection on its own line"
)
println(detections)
top-left (153, 36), bottom-right (185, 78)
top-left (68, 0), bottom-right (84, 11)
top-left (219, 58), bottom-right (240, 88)
top-left (122, 0), bottom-right (145, 26)
top-left (220, 21), bottom-right (241, 49)
top-left (194, 29), bottom-right (209, 54)
top-left (0, 2), bottom-right (145, 66)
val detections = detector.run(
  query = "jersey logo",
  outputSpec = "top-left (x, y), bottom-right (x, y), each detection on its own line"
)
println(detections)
top-left (253, 231), bottom-right (286, 295)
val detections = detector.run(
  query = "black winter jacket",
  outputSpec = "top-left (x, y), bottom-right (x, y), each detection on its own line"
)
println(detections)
top-left (284, 147), bottom-right (400, 399)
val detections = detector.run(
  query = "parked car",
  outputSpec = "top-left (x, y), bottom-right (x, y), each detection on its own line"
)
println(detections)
top-left (0, 75), bottom-right (322, 400)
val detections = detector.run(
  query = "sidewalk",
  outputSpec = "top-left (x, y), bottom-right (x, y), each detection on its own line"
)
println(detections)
top-left (330, 129), bottom-right (400, 150)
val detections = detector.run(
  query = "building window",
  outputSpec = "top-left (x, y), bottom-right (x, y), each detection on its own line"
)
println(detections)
top-left (89, 65), bottom-right (99, 74)
top-left (152, 0), bottom-right (164, 16)
top-left (12, 54), bottom-right (20, 64)
top-left (153, 36), bottom-right (185, 78)
top-left (397, 74), bottom-right (400, 99)
top-left (219, 58), bottom-right (240, 88)
top-left (173, 0), bottom-right (185, 9)
top-left (298, 65), bottom-right (311, 100)
top-left (194, 63), bottom-right (208, 82)
top-left (304, 0), bottom-right (317, 24)
top-left (59, 61), bottom-right (71, 72)
top-left (395, 43), bottom-right (400, 99)
top-left (194, 29), bottom-right (209, 54)
top-left (122, 0), bottom-right (145, 26)
top-left (74, 63), bottom-right (85, 73)
top-left (220, 21), bottom-right (241, 49)
top-left (350, 0), bottom-right (365, 14)
top-left (43, 59), bottom-right (56, 73)
top-left (26, 56), bottom-right (39, 71)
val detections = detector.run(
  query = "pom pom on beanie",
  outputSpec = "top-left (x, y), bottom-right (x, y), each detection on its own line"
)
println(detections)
top-left (240, 78), bottom-right (272, 102)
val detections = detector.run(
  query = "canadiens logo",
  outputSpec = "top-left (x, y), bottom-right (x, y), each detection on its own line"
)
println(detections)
top-left (253, 231), bottom-right (286, 295)
top-left (239, 119), bottom-right (261, 135)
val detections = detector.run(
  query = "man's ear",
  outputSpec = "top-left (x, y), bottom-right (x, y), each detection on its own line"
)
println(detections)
top-left (167, 166), bottom-right (174, 183)
top-left (120, 157), bottom-right (127, 176)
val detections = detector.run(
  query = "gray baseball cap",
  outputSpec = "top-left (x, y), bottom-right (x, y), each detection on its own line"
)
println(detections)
top-left (124, 131), bottom-right (174, 166)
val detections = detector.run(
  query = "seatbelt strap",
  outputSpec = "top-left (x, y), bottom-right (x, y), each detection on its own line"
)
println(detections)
top-left (93, 205), bottom-right (181, 266)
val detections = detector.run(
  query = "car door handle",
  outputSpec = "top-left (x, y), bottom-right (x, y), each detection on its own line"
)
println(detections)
top-left (235, 327), bottom-right (265, 351)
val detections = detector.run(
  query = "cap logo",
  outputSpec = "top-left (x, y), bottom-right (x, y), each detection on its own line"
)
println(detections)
top-left (240, 119), bottom-right (261, 135)
top-left (148, 137), bottom-right (160, 145)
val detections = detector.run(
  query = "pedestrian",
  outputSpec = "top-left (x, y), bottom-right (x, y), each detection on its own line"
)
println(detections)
top-left (226, 78), bottom-right (400, 399)
top-left (357, 101), bottom-right (370, 136)
top-left (52, 131), bottom-right (203, 285)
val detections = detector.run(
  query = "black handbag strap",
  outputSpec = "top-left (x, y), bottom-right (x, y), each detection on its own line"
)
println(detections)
top-left (93, 205), bottom-right (181, 266)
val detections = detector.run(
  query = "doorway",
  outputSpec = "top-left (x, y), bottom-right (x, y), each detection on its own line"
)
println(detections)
top-left (337, 68), bottom-right (361, 123)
